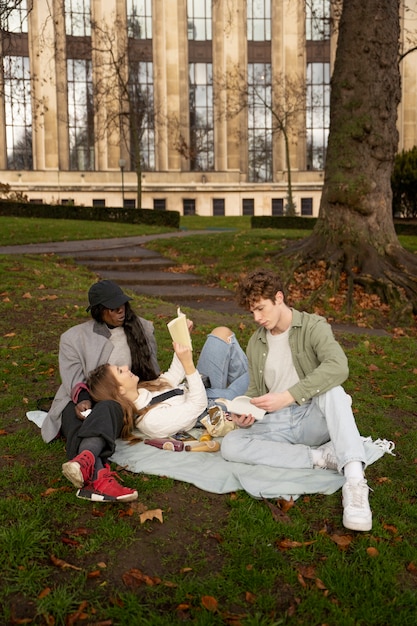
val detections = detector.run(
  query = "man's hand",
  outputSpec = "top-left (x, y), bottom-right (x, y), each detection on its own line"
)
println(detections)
top-left (75, 400), bottom-right (92, 420)
top-left (251, 390), bottom-right (295, 413)
top-left (231, 413), bottom-right (256, 428)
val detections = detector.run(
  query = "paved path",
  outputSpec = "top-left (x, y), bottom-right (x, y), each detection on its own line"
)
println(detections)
top-left (0, 231), bottom-right (390, 334)
top-left (0, 231), bottom-right (245, 315)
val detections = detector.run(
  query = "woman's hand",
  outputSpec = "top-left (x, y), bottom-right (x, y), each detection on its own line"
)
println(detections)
top-left (173, 342), bottom-right (196, 375)
top-left (75, 400), bottom-right (92, 420)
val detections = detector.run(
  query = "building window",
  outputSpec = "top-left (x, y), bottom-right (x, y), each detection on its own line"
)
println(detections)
top-left (189, 63), bottom-right (214, 171)
top-left (154, 199), bottom-right (166, 211)
top-left (213, 199), bottom-right (225, 216)
top-left (65, 0), bottom-right (91, 37)
top-left (67, 59), bottom-right (94, 170)
top-left (124, 199), bottom-right (136, 208)
top-left (306, 1), bottom-right (330, 170)
top-left (301, 198), bottom-right (313, 216)
top-left (183, 199), bottom-right (196, 215)
top-left (248, 63), bottom-right (272, 182)
top-left (187, 0), bottom-right (212, 41)
top-left (306, 62), bottom-right (330, 171)
top-left (242, 199), bottom-right (254, 216)
top-left (1, 0), bottom-right (28, 32)
top-left (127, 0), bottom-right (152, 39)
top-left (128, 61), bottom-right (155, 171)
top-left (306, 0), bottom-right (331, 41)
top-left (4, 56), bottom-right (33, 170)
top-left (247, 0), bottom-right (271, 42)
top-left (272, 198), bottom-right (284, 215)
top-left (92, 199), bottom-right (106, 207)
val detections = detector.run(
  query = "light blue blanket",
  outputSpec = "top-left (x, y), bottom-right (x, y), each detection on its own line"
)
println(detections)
top-left (27, 411), bottom-right (394, 500)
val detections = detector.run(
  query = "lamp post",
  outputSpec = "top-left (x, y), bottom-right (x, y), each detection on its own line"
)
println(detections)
top-left (119, 158), bottom-right (126, 207)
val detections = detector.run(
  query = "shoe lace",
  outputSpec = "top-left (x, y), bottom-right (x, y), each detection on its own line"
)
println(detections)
top-left (346, 480), bottom-right (371, 508)
top-left (101, 466), bottom-right (124, 484)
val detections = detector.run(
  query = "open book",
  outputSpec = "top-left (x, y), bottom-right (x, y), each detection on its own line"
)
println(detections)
top-left (167, 307), bottom-right (192, 349)
top-left (217, 395), bottom-right (266, 420)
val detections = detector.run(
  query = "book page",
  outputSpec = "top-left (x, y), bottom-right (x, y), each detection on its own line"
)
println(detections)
top-left (167, 307), bottom-right (192, 349)
top-left (221, 395), bottom-right (265, 420)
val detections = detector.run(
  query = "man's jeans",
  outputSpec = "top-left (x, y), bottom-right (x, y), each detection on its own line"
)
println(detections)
top-left (197, 332), bottom-right (249, 404)
top-left (221, 385), bottom-right (366, 473)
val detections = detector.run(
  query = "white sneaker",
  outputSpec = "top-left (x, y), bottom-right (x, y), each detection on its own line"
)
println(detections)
top-left (314, 441), bottom-right (338, 471)
top-left (342, 479), bottom-right (372, 531)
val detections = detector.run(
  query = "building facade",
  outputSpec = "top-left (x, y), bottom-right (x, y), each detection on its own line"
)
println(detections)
top-left (0, 0), bottom-right (416, 217)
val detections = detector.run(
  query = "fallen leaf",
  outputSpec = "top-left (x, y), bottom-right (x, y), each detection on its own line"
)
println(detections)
top-left (315, 578), bottom-right (327, 590)
top-left (297, 565), bottom-right (317, 579)
top-left (139, 508), bottom-right (163, 524)
top-left (245, 591), bottom-right (256, 604)
top-left (201, 595), bottom-right (218, 612)
top-left (38, 587), bottom-right (51, 599)
top-left (50, 554), bottom-right (82, 570)
top-left (263, 497), bottom-right (292, 523)
top-left (406, 562), bottom-right (417, 576)
top-left (122, 568), bottom-right (159, 588)
top-left (22, 292), bottom-right (32, 299)
top-left (383, 523), bottom-right (398, 534)
top-left (4, 332), bottom-right (16, 337)
top-left (367, 547), bottom-right (379, 558)
top-left (329, 534), bottom-right (353, 550)
top-left (277, 538), bottom-right (316, 550)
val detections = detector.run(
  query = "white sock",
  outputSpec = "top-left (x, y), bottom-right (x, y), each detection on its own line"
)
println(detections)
top-left (343, 461), bottom-right (364, 483)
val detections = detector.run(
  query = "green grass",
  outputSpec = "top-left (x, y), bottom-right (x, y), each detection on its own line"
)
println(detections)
top-left (0, 217), bottom-right (416, 624)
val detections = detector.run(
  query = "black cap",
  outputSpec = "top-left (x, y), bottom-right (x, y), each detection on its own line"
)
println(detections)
top-left (86, 280), bottom-right (132, 311)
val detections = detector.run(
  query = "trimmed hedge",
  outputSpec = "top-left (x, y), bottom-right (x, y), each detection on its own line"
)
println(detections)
top-left (251, 215), bottom-right (417, 236)
top-left (0, 200), bottom-right (180, 229)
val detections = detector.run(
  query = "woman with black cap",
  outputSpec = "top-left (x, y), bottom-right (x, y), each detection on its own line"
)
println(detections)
top-left (41, 280), bottom-right (248, 503)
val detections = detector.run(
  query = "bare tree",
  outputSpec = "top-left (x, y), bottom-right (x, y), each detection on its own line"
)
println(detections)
top-left (91, 16), bottom-right (155, 209)
top-left (215, 65), bottom-right (307, 216)
top-left (282, 0), bottom-right (417, 319)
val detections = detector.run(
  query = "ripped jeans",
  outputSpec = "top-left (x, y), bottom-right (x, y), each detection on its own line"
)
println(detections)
top-left (197, 332), bottom-right (249, 406)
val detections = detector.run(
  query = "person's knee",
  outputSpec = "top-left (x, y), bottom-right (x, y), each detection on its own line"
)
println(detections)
top-left (210, 326), bottom-right (233, 343)
top-left (220, 430), bottom-right (243, 461)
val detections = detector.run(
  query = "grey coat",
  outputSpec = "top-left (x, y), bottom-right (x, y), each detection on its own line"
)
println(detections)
top-left (41, 317), bottom-right (159, 443)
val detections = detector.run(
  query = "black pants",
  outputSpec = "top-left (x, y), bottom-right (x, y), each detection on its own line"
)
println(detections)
top-left (61, 400), bottom-right (124, 461)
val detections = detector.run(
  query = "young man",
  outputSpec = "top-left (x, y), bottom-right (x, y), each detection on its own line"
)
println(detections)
top-left (221, 269), bottom-right (371, 532)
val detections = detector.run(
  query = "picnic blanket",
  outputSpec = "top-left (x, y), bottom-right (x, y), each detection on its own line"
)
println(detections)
top-left (27, 411), bottom-right (395, 500)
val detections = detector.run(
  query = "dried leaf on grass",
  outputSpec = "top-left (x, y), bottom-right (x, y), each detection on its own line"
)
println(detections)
top-left (263, 496), bottom-right (295, 523)
top-left (122, 568), bottom-right (163, 588)
top-left (277, 538), bottom-right (316, 550)
top-left (139, 508), bottom-right (164, 524)
top-left (50, 554), bottom-right (82, 571)
top-left (201, 595), bottom-right (218, 612)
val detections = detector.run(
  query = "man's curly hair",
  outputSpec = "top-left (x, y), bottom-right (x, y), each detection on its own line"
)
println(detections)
top-left (236, 269), bottom-right (285, 310)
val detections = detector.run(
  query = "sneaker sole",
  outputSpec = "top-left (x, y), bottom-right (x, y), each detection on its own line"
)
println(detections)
top-left (76, 487), bottom-right (138, 502)
top-left (62, 462), bottom-right (84, 488)
top-left (343, 514), bottom-right (372, 532)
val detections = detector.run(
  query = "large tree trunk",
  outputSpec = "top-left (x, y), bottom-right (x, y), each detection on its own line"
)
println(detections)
top-left (285, 0), bottom-right (417, 317)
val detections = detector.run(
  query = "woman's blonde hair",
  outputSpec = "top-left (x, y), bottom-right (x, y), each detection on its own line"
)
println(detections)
top-left (87, 364), bottom-right (172, 439)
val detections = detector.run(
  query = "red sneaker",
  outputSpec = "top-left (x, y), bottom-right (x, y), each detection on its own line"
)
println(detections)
top-left (76, 465), bottom-right (138, 502)
top-left (62, 450), bottom-right (95, 488)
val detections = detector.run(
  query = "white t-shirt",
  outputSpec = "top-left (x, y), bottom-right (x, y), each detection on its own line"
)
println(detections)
top-left (108, 327), bottom-right (131, 367)
top-left (264, 327), bottom-right (299, 393)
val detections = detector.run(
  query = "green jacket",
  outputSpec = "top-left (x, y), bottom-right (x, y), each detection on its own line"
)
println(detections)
top-left (246, 309), bottom-right (349, 405)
